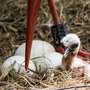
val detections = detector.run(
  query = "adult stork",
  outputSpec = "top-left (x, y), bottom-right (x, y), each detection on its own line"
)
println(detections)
top-left (25, 0), bottom-right (90, 71)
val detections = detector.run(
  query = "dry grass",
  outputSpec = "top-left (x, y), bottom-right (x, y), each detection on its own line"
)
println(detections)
top-left (0, 70), bottom-right (90, 90)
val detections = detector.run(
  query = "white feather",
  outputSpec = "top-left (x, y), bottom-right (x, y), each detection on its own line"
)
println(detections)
top-left (2, 33), bottom-right (90, 79)
top-left (61, 33), bottom-right (80, 48)
top-left (44, 52), bottom-right (63, 68)
top-left (29, 52), bottom-right (63, 73)
top-left (15, 40), bottom-right (55, 58)
top-left (0, 56), bottom-right (36, 79)
top-left (61, 33), bottom-right (90, 78)
top-left (84, 63), bottom-right (90, 79)
top-left (71, 57), bottom-right (86, 69)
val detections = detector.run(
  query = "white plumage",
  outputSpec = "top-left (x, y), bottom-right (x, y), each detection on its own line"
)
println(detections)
top-left (44, 52), bottom-right (63, 69)
top-left (70, 57), bottom-right (88, 71)
top-left (0, 52), bottom-right (63, 79)
top-left (61, 33), bottom-right (90, 79)
top-left (61, 33), bottom-right (80, 48)
top-left (61, 33), bottom-right (86, 68)
top-left (15, 40), bottom-right (55, 58)
top-left (1, 33), bottom-right (90, 79)
top-left (0, 56), bottom-right (36, 79)
top-left (84, 64), bottom-right (90, 79)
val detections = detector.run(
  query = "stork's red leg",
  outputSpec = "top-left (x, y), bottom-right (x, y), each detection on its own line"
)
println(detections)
top-left (25, 0), bottom-right (41, 70)
top-left (48, 0), bottom-right (90, 58)
top-left (78, 50), bottom-right (90, 58)
top-left (48, 0), bottom-right (60, 24)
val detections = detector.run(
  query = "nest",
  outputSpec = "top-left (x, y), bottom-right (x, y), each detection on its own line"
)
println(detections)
top-left (0, 70), bottom-right (90, 90)
top-left (0, 0), bottom-right (90, 89)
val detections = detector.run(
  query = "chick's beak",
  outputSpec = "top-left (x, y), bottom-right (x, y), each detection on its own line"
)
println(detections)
top-left (63, 43), bottom-right (78, 58)
top-left (63, 48), bottom-right (72, 57)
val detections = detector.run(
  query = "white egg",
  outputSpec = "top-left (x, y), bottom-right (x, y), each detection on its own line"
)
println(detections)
top-left (15, 40), bottom-right (55, 58)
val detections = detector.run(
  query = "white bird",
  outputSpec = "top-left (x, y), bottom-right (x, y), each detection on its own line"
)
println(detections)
top-left (61, 33), bottom-right (82, 69)
top-left (15, 40), bottom-right (55, 58)
top-left (61, 33), bottom-right (90, 79)
top-left (0, 52), bottom-right (63, 79)
top-left (61, 34), bottom-right (85, 69)
top-left (1, 33), bottom-right (89, 79)
top-left (30, 52), bottom-right (63, 74)
top-left (0, 56), bottom-right (36, 80)
top-left (15, 33), bottom-right (86, 72)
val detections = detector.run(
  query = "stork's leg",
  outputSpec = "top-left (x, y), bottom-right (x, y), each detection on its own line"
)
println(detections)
top-left (25, 0), bottom-right (41, 70)
top-left (48, 0), bottom-right (60, 24)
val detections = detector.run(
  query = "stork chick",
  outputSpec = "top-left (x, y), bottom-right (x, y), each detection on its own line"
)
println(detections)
top-left (0, 56), bottom-right (36, 80)
top-left (61, 33), bottom-right (90, 78)
top-left (15, 40), bottom-right (55, 58)
top-left (0, 52), bottom-right (63, 79)
top-left (61, 33), bottom-right (81, 70)
top-left (1, 33), bottom-right (90, 80)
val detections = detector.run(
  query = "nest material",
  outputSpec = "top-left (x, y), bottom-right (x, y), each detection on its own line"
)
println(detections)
top-left (0, 0), bottom-right (90, 89)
